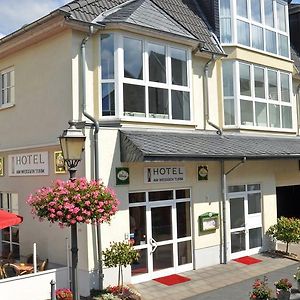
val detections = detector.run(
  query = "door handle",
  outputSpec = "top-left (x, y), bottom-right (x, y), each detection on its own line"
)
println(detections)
top-left (149, 238), bottom-right (158, 254)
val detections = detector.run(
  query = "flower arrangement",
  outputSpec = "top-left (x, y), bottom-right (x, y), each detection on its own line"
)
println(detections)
top-left (106, 285), bottom-right (141, 300)
top-left (274, 278), bottom-right (292, 291)
top-left (249, 277), bottom-right (272, 300)
top-left (56, 288), bottom-right (73, 300)
top-left (27, 178), bottom-right (119, 227)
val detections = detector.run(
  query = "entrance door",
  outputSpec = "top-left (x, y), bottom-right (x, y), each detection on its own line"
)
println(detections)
top-left (228, 184), bottom-right (263, 259)
top-left (129, 189), bottom-right (192, 283)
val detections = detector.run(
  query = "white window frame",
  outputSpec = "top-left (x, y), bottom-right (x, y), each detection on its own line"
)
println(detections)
top-left (0, 67), bottom-right (15, 109)
top-left (220, 0), bottom-right (290, 59)
top-left (99, 33), bottom-right (193, 124)
top-left (222, 60), bottom-right (293, 131)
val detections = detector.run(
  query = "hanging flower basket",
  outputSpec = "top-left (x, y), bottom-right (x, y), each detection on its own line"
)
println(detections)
top-left (27, 178), bottom-right (119, 227)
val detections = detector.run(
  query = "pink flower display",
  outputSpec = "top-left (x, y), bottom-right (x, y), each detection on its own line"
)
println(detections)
top-left (27, 178), bottom-right (120, 227)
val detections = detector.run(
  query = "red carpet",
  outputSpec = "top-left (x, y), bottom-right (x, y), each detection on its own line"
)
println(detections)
top-left (153, 274), bottom-right (191, 286)
top-left (234, 256), bottom-right (262, 265)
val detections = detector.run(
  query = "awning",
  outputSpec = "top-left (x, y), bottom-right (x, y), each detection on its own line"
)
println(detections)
top-left (0, 210), bottom-right (23, 230)
top-left (120, 129), bottom-right (300, 162)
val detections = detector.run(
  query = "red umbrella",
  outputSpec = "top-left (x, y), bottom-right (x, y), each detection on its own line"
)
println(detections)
top-left (0, 209), bottom-right (23, 230)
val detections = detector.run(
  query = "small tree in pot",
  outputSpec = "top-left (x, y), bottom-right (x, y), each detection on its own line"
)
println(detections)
top-left (266, 217), bottom-right (300, 254)
top-left (103, 241), bottom-right (139, 292)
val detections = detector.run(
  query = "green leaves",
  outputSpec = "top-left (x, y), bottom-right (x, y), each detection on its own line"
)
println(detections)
top-left (102, 241), bottom-right (139, 268)
top-left (266, 217), bottom-right (300, 253)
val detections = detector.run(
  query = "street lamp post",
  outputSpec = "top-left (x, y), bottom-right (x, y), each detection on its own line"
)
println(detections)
top-left (59, 121), bottom-right (86, 300)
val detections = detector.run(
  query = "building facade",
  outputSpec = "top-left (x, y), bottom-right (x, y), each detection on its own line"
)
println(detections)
top-left (1, 0), bottom-right (300, 296)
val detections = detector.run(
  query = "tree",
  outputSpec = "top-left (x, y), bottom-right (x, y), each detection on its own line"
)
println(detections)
top-left (102, 241), bottom-right (139, 291)
top-left (266, 217), bottom-right (300, 254)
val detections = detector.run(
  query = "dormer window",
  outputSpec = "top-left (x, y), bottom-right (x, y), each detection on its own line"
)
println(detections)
top-left (100, 34), bottom-right (191, 122)
top-left (220, 0), bottom-right (289, 58)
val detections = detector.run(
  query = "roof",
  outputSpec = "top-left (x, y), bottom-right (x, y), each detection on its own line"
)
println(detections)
top-left (59, 0), bottom-right (223, 54)
top-left (102, 0), bottom-right (196, 40)
top-left (120, 129), bottom-right (300, 162)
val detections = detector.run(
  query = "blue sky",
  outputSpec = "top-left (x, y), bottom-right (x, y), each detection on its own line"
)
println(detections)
top-left (1, 0), bottom-right (300, 38)
top-left (0, 0), bottom-right (69, 38)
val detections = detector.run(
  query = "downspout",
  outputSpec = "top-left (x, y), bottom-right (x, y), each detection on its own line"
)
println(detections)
top-left (221, 157), bottom-right (246, 264)
top-left (81, 27), bottom-right (103, 290)
top-left (296, 84), bottom-right (300, 136)
top-left (203, 55), bottom-right (222, 135)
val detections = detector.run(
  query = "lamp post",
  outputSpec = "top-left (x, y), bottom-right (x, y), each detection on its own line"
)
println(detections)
top-left (59, 121), bottom-right (86, 300)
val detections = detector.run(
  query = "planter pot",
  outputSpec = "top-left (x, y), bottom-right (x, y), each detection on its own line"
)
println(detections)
top-left (276, 289), bottom-right (290, 300)
top-left (297, 281), bottom-right (300, 291)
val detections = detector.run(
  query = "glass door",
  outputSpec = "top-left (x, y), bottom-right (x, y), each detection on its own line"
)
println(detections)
top-left (129, 189), bottom-right (192, 283)
top-left (228, 184), bottom-right (263, 259)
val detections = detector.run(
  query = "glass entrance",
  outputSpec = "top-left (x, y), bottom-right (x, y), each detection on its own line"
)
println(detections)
top-left (129, 189), bottom-right (192, 283)
top-left (228, 184), bottom-right (263, 259)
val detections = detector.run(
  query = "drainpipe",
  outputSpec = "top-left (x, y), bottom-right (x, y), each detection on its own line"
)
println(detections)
top-left (296, 84), bottom-right (300, 136)
top-left (203, 55), bottom-right (222, 135)
top-left (81, 27), bottom-right (103, 290)
top-left (221, 157), bottom-right (246, 264)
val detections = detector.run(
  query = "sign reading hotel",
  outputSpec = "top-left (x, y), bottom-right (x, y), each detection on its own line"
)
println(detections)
top-left (8, 152), bottom-right (49, 176)
top-left (144, 167), bottom-right (185, 184)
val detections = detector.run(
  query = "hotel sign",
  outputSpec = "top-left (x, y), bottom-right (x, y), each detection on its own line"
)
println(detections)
top-left (144, 167), bottom-right (185, 184)
top-left (9, 152), bottom-right (49, 176)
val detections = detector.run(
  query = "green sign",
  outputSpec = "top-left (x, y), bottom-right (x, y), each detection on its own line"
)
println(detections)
top-left (198, 165), bottom-right (208, 181)
top-left (116, 167), bottom-right (129, 185)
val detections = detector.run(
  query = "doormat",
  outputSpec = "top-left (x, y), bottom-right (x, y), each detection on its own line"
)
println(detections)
top-left (153, 274), bottom-right (191, 286)
top-left (234, 256), bottom-right (262, 265)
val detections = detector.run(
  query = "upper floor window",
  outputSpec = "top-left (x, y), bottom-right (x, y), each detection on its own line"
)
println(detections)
top-left (0, 67), bottom-right (15, 108)
top-left (220, 0), bottom-right (289, 58)
top-left (100, 34), bottom-right (191, 122)
top-left (222, 60), bottom-right (293, 130)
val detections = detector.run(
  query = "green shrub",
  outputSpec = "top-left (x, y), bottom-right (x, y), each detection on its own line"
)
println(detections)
top-left (267, 217), bottom-right (300, 253)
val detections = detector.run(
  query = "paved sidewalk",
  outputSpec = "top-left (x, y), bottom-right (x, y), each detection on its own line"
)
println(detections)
top-left (133, 254), bottom-right (299, 300)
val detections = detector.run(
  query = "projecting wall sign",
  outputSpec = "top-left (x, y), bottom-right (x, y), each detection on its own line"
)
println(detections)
top-left (8, 152), bottom-right (49, 176)
top-left (144, 167), bottom-right (185, 184)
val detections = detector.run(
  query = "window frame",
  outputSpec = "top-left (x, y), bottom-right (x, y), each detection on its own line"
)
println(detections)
top-left (222, 60), bottom-right (293, 131)
top-left (99, 33), bottom-right (193, 124)
top-left (0, 67), bottom-right (15, 110)
top-left (220, 0), bottom-right (290, 59)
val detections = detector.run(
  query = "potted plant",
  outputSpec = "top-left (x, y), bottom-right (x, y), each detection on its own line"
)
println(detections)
top-left (56, 288), bottom-right (73, 300)
top-left (274, 278), bottom-right (292, 300)
top-left (294, 267), bottom-right (300, 291)
top-left (102, 241), bottom-right (140, 298)
top-left (249, 277), bottom-right (272, 300)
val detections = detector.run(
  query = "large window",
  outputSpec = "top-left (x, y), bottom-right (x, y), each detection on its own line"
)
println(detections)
top-left (0, 193), bottom-right (20, 260)
top-left (100, 34), bottom-right (191, 121)
top-left (222, 60), bottom-right (292, 130)
top-left (220, 0), bottom-right (289, 58)
top-left (0, 67), bottom-right (15, 108)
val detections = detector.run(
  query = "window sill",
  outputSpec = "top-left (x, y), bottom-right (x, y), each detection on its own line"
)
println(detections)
top-left (0, 103), bottom-right (15, 111)
top-left (223, 125), bottom-right (296, 134)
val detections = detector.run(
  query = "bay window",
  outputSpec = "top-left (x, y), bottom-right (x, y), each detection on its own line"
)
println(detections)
top-left (219, 0), bottom-right (289, 58)
top-left (100, 34), bottom-right (191, 122)
top-left (222, 60), bottom-right (293, 130)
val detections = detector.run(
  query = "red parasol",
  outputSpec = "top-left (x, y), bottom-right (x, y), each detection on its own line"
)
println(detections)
top-left (0, 209), bottom-right (23, 230)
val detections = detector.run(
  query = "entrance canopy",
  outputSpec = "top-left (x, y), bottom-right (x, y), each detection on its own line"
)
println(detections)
top-left (120, 129), bottom-right (300, 162)
top-left (0, 210), bottom-right (23, 230)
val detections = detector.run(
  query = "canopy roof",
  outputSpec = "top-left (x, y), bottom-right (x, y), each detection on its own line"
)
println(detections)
top-left (120, 129), bottom-right (300, 162)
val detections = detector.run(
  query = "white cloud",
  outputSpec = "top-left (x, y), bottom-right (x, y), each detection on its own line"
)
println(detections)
top-left (0, 0), bottom-right (70, 35)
